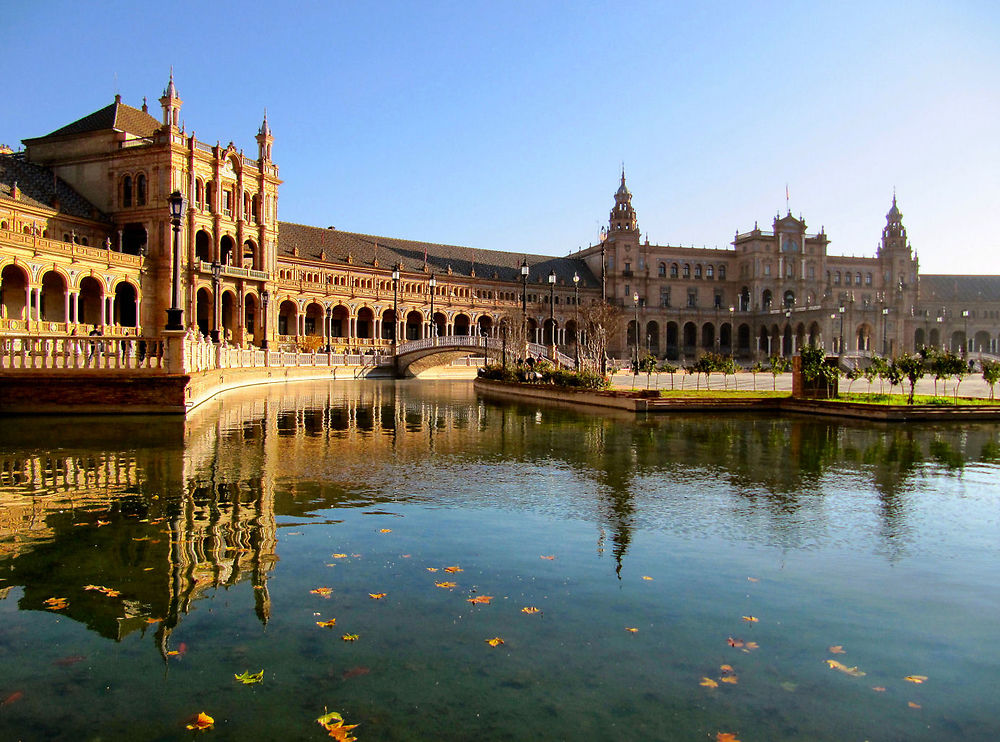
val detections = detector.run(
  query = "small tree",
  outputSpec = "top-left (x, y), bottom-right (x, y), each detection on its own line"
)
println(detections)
top-left (895, 352), bottom-right (925, 404)
top-left (844, 366), bottom-right (863, 395)
top-left (983, 360), bottom-right (1000, 401)
top-left (639, 353), bottom-right (657, 389)
top-left (658, 361), bottom-right (678, 390)
top-left (868, 355), bottom-right (889, 396)
top-left (768, 355), bottom-right (791, 391)
top-left (885, 358), bottom-right (904, 403)
top-left (749, 361), bottom-right (764, 391)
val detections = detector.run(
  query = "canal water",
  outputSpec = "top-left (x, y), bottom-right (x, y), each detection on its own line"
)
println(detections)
top-left (0, 380), bottom-right (997, 741)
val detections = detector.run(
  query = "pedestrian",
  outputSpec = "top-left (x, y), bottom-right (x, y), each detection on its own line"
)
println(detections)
top-left (87, 325), bottom-right (103, 362)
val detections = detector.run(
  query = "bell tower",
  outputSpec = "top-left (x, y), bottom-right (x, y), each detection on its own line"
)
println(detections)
top-left (878, 194), bottom-right (908, 257)
top-left (609, 169), bottom-right (638, 235)
top-left (256, 110), bottom-right (274, 163)
top-left (159, 69), bottom-right (182, 130)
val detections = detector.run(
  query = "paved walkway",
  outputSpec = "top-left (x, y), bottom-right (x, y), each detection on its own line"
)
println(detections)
top-left (610, 371), bottom-right (998, 399)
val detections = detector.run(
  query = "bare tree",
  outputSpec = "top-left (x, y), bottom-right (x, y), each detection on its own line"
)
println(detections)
top-left (579, 301), bottom-right (625, 375)
top-left (486, 309), bottom-right (526, 367)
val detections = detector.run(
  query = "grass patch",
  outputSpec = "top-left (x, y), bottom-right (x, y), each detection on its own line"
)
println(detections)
top-left (829, 393), bottom-right (999, 407)
top-left (647, 390), bottom-right (791, 399)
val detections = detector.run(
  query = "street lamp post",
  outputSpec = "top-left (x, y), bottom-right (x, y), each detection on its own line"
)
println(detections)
top-left (838, 306), bottom-right (846, 356)
top-left (785, 308), bottom-right (792, 355)
top-left (573, 272), bottom-right (580, 370)
top-left (429, 274), bottom-right (437, 340)
top-left (961, 309), bottom-right (969, 355)
top-left (728, 305), bottom-right (734, 355)
top-left (165, 190), bottom-right (186, 331)
top-left (882, 307), bottom-right (889, 356)
top-left (210, 260), bottom-right (222, 343)
top-left (392, 264), bottom-right (400, 356)
top-left (935, 315), bottom-right (943, 349)
top-left (259, 289), bottom-right (269, 349)
top-left (521, 258), bottom-right (529, 354)
top-left (548, 269), bottom-right (556, 359)
top-left (633, 292), bottom-right (640, 372)
top-left (325, 306), bottom-right (332, 351)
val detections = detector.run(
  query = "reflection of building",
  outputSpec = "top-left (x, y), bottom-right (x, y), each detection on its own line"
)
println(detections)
top-left (1, 74), bottom-right (998, 360)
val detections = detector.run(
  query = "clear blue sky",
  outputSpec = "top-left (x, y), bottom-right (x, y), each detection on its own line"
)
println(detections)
top-left (3, 1), bottom-right (998, 274)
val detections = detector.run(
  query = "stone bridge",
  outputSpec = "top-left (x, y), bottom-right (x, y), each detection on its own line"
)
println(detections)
top-left (394, 335), bottom-right (573, 376)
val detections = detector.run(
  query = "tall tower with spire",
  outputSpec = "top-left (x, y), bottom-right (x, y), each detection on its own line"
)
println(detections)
top-left (256, 111), bottom-right (273, 163)
top-left (878, 193), bottom-right (918, 295)
top-left (609, 170), bottom-right (638, 235)
top-left (159, 70), bottom-right (182, 129)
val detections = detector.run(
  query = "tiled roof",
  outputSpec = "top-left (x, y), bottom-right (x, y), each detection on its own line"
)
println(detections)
top-left (34, 99), bottom-right (161, 140)
top-left (919, 275), bottom-right (1000, 303)
top-left (0, 153), bottom-right (109, 222)
top-left (277, 221), bottom-right (599, 288)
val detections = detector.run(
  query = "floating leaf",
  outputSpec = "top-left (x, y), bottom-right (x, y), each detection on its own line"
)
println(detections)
top-left (84, 585), bottom-right (120, 598)
top-left (341, 633), bottom-right (359, 642)
top-left (486, 637), bottom-right (504, 647)
top-left (379, 529), bottom-right (392, 533)
top-left (521, 607), bottom-right (540, 614)
top-left (316, 711), bottom-right (344, 726)
top-left (826, 659), bottom-right (866, 677)
top-left (368, 593), bottom-right (386, 600)
top-left (780, 681), bottom-right (798, 692)
top-left (43, 597), bottom-right (69, 610)
top-left (316, 619), bottom-right (337, 628)
top-left (539, 555), bottom-right (555, 560)
top-left (625, 627), bottom-right (639, 633)
top-left (741, 616), bottom-right (758, 623)
top-left (744, 641), bottom-right (759, 651)
top-left (466, 595), bottom-right (493, 605)
top-left (443, 566), bottom-right (463, 573)
top-left (2, 691), bottom-right (23, 707)
top-left (908, 701), bottom-right (922, 709)
top-left (145, 617), bottom-right (162, 624)
top-left (717, 734), bottom-right (741, 742)
top-left (829, 645), bottom-right (845, 654)
top-left (720, 675), bottom-right (739, 684)
top-left (185, 712), bottom-right (214, 731)
top-left (426, 567), bottom-right (439, 572)
top-left (401, 554), bottom-right (411, 558)
top-left (332, 554), bottom-right (348, 559)
top-left (310, 587), bottom-right (333, 598)
top-left (720, 664), bottom-right (734, 673)
top-left (317, 710), bottom-right (360, 742)
top-left (641, 576), bottom-right (653, 581)
top-left (747, 577), bottom-right (759, 583)
top-left (435, 581), bottom-right (457, 589)
top-left (699, 677), bottom-right (719, 688)
top-left (872, 686), bottom-right (886, 692)
top-left (727, 637), bottom-right (744, 648)
top-left (234, 669), bottom-right (264, 685)
top-left (904, 675), bottom-right (928, 684)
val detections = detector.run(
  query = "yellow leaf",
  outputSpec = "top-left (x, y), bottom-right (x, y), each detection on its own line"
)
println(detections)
top-left (310, 587), bottom-right (333, 597)
top-left (443, 566), bottom-right (463, 573)
top-left (379, 529), bottom-right (392, 533)
top-left (720, 664), bottom-right (734, 673)
top-left (829, 645), bottom-right (845, 654)
top-left (185, 712), bottom-right (214, 731)
top-left (872, 686), bottom-right (886, 692)
top-left (741, 615), bottom-right (758, 623)
top-left (332, 554), bottom-right (348, 559)
top-left (904, 675), bottom-right (928, 684)
top-left (641, 576), bottom-right (653, 581)
top-left (720, 675), bottom-right (739, 684)
top-left (435, 581), bottom-right (456, 589)
top-left (908, 701), bottom-right (922, 709)
top-left (486, 637), bottom-right (504, 647)
top-left (747, 577), bottom-right (759, 583)
top-left (826, 659), bottom-right (866, 677)
top-left (368, 593), bottom-right (386, 600)
top-left (341, 633), bottom-right (359, 642)
top-left (426, 567), bottom-right (439, 572)
top-left (744, 641), bottom-right (759, 651)
top-left (234, 669), bottom-right (264, 685)
top-left (717, 733), bottom-right (741, 742)
top-left (625, 627), bottom-right (639, 633)
top-left (316, 619), bottom-right (337, 628)
top-left (521, 607), bottom-right (540, 614)
top-left (699, 677), bottom-right (719, 688)
top-left (539, 555), bottom-right (555, 560)
top-left (467, 595), bottom-right (493, 605)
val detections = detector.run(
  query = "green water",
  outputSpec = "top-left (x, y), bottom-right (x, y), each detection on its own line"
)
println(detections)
top-left (0, 380), bottom-right (998, 741)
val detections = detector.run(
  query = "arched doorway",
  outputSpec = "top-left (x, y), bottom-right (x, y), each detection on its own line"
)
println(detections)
top-left (195, 230), bottom-right (212, 263)
top-left (113, 281), bottom-right (138, 327)
top-left (526, 318), bottom-right (539, 344)
top-left (543, 318), bottom-right (558, 346)
top-left (683, 322), bottom-right (697, 353)
top-left (305, 302), bottom-right (324, 337)
top-left (856, 323), bottom-right (872, 351)
top-left (646, 321), bottom-right (660, 354)
top-left (737, 324), bottom-right (751, 355)
top-left (453, 313), bottom-right (470, 336)
top-left (720, 322), bottom-right (732, 353)
top-left (220, 235), bottom-right (236, 265)
top-left (244, 294), bottom-right (259, 345)
top-left (356, 307), bottom-right (374, 340)
top-left (406, 310), bottom-right (423, 340)
top-left (914, 328), bottom-right (925, 349)
top-left (477, 315), bottom-right (493, 338)
top-left (78, 277), bottom-right (103, 326)
top-left (381, 308), bottom-right (397, 341)
top-left (243, 239), bottom-right (258, 270)
top-left (278, 299), bottom-right (297, 337)
top-left (974, 330), bottom-right (992, 354)
top-left (40, 271), bottom-right (66, 322)
top-left (701, 322), bottom-right (715, 350)
top-left (808, 322), bottom-right (821, 348)
top-left (0, 264), bottom-right (28, 321)
top-left (432, 311), bottom-right (446, 338)
top-left (331, 305), bottom-right (350, 340)
top-left (666, 321), bottom-right (679, 360)
top-left (196, 287), bottom-right (213, 336)
top-left (221, 291), bottom-right (237, 340)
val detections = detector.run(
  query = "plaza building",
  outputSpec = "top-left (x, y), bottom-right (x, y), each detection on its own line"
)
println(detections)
top-left (1, 74), bottom-right (998, 363)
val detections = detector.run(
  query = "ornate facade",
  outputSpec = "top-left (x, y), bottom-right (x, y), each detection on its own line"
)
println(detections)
top-left (1, 75), bottom-right (998, 362)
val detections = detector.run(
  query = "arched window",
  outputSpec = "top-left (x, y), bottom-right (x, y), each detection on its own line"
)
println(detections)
top-left (706, 265), bottom-right (714, 279)
top-left (834, 271), bottom-right (841, 285)
top-left (122, 175), bottom-right (132, 207)
top-left (195, 179), bottom-right (204, 209)
top-left (135, 173), bottom-right (146, 206)
top-left (718, 265), bottom-right (726, 279)
top-left (855, 272), bottom-right (862, 286)
top-left (683, 264), bottom-right (690, 278)
top-left (658, 262), bottom-right (666, 277)
top-left (205, 181), bottom-right (214, 211)
top-left (670, 263), bottom-right (678, 278)
top-left (865, 272), bottom-right (872, 286)
top-left (694, 264), bottom-right (702, 279)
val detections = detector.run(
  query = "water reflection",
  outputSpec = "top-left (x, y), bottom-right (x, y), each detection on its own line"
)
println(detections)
top-left (1, 380), bottom-right (997, 649)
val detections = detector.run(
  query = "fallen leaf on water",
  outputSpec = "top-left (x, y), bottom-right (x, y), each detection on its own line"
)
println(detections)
top-left (743, 642), bottom-right (759, 651)
top-left (741, 615), bottom-right (758, 623)
top-left (426, 567), bottom-right (439, 572)
top-left (143, 567), bottom-right (154, 571)
top-left (332, 554), bottom-right (348, 559)
top-left (185, 712), bottom-right (214, 731)
top-left (727, 637), bottom-right (744, 648)
top-left (368, 593), bottom-right (386, 600)
top-left (341, 666), bottom-right (370, 680)
top-left (84, 585), bottom-right (120, 598)
top-left (166, 650), bottom-right (179, 656)
top-left (625, 627), bottom-right (639, 633)
top-left (720, 664), bottom-right (734, 673)
top-left (310, 587), bottom-right (333, 598)
top-left (717, 733), bottom-right (741, 742)
top-left (95, 520), bottom-right (111, 527)
top-left (826, 659), bottom-right (866, 677)
top-left (234, 669), bottom-right (264, 685)
top-left (486, 637), bottom-right (504, 647)
top-left (539, 555), bottom-right (555, 560)
top-left (747, 577), bottom-right (759, 583)
top-left (780, 681), bottom-right (798, 692)
top-left (641, 576), bottom-right (653, 581)
top-left (53, 655), bottom-right (86, 667)
top-left (379, 529), bottom-right (392, 533)
top-left (317, 710), bottom-right (360, 742)
top-left (521, 607), bottom-right (540, 614)
top-left (316, 619), bottom-right (337, 628)
top-left (145, 617), bottom-right (162, 624)
top-left (132, 536), bottom-right (150, 541)
top-left (904, 675), bottom-right (928, 684)
top-left (401, 554), bottom-right (411, 558)
top-left (435, 581), bottom-right (457, 589)
top-left (43, 597), bottom-right (69, 610)
top-left (720, 675), bottom-right (739, 684)
top-left (341, 634), bottom-right (359, 642)
top-left (908, 701), bottom-right (922, 709)
top-left (351, 554), bottom-right (361, 558)
top-left (829, 645), bottom-right (845, 654)
top-left (2, 691), bottom-right (23, 706)
top-left (699, 677), bottom-right (719, 688)
top-left (872, 686), bottom-right (886, 692)
top-left (444, 566), bottom-right (463, 573)
top-left (467, 595), bottom-right (493, 605)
